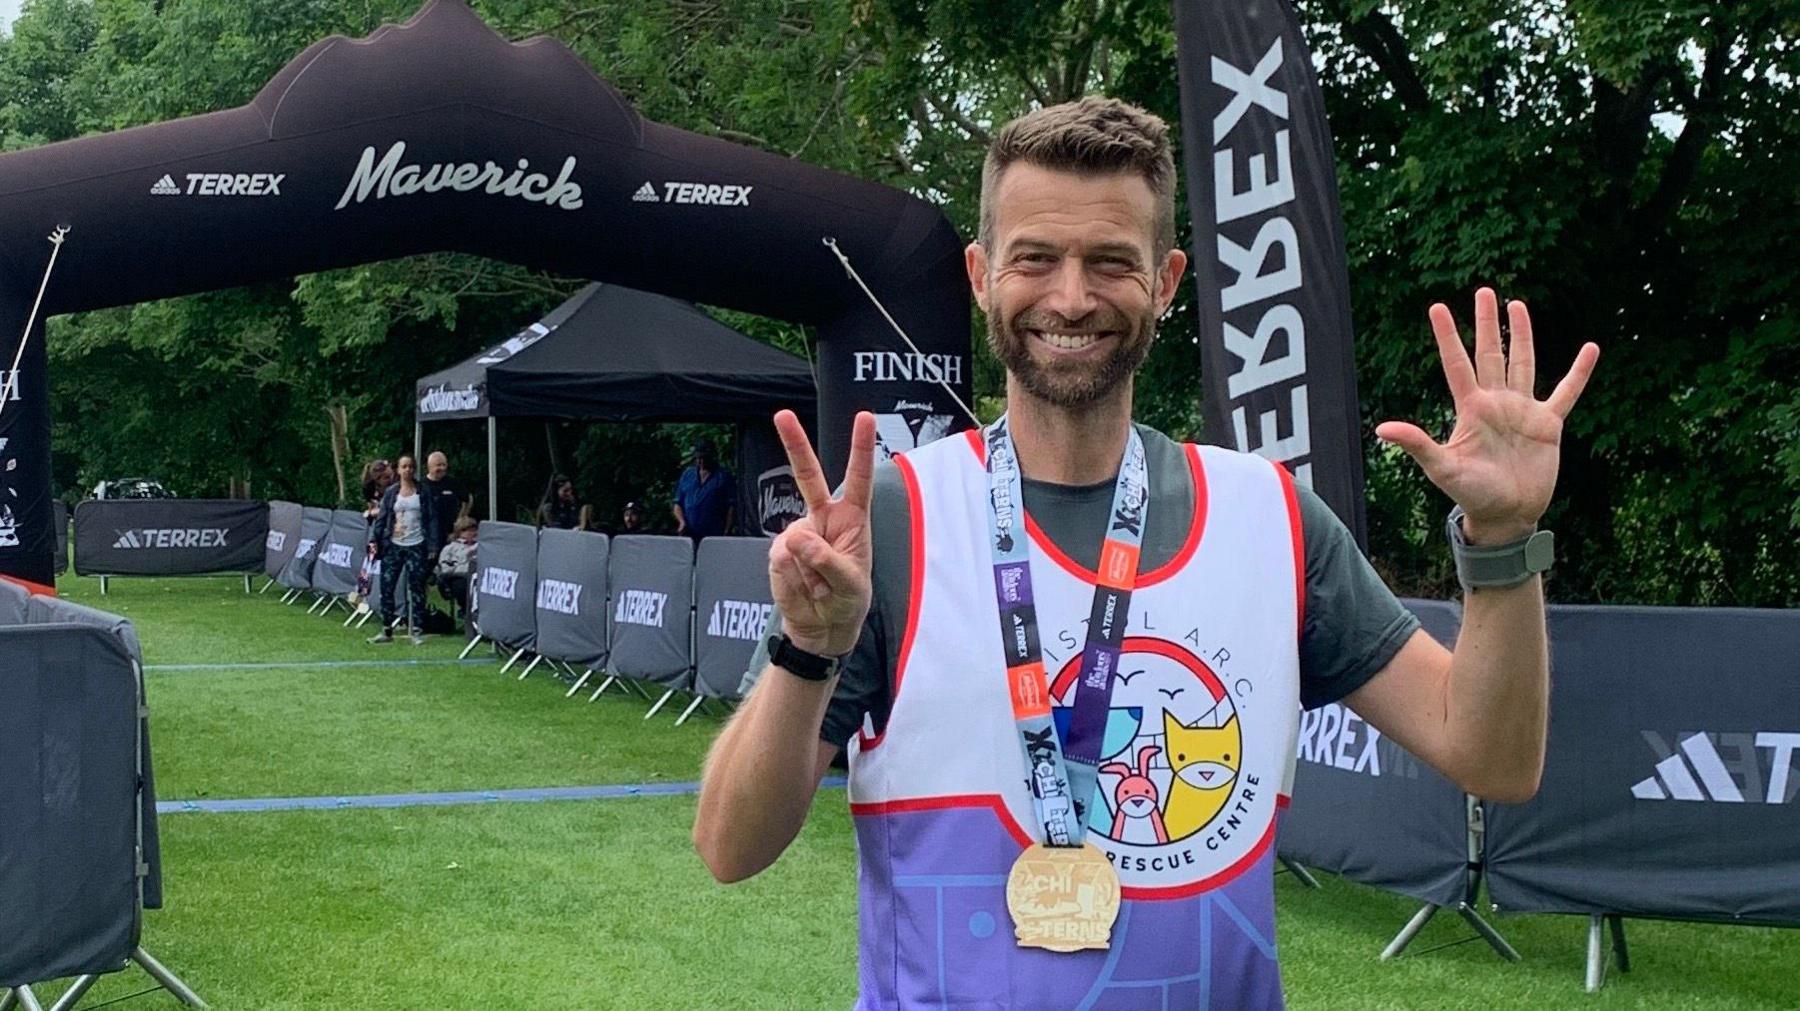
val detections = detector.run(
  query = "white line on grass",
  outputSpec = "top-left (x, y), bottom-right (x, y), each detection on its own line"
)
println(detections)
top-left (160, 777), bottom-right (849, 814)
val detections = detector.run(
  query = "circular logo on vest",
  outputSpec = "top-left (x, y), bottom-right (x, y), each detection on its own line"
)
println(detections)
top-left (1049, 636), bottom-right (1268, 895)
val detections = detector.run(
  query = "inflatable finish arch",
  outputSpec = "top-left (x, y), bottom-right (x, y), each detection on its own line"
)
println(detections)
top-left (0, 0), bottom-right (970, 590)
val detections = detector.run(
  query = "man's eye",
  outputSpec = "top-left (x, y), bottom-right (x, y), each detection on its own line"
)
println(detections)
top-left (1018, 253), bottom-right (1054, 265)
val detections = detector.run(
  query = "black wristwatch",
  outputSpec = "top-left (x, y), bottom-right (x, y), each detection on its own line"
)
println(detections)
top-left (766, 632), bottom-right (843, 682)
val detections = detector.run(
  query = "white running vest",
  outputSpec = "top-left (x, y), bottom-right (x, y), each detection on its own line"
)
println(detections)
top-left (845, 429), bottom-right (1303, 1011)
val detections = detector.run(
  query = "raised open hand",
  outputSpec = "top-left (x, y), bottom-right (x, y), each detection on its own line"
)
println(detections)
top-left (1375, 288), bottom-right (1600, 545)
top-left (767, 409), bottom-right (876, 657)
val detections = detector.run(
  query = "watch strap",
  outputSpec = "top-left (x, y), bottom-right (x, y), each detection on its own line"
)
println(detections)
top-left (766, 633), bottom-right (842, 682)
top-left (1446, 505), bottom-right (1554, 590)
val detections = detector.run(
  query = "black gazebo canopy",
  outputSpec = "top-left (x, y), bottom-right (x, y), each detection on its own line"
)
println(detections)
top-left (415, 282), bottom-right (817, 519)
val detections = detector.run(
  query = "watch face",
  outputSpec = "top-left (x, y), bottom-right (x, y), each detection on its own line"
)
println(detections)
top-left (1525, 530), bottom-right (1556, 572)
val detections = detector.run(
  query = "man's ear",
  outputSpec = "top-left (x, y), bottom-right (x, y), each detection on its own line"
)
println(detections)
top-left (1156, 247), bottom-right (1189, 316)
top-left (965, 241), bottom-right (991, 314)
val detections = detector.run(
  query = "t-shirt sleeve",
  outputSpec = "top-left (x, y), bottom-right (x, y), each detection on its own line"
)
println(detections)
top-left (1296, 484), bottom-right (1422, 709)
top-left (736, 460), bottom-right (909, 752)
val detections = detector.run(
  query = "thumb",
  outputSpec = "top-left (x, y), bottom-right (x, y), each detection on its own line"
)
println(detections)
top-left (1375, 421), bottom-right (1446, 473)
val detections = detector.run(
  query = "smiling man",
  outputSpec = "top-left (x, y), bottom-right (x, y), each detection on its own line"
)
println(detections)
top-left (695, 97), bottom-right (1597, 1009)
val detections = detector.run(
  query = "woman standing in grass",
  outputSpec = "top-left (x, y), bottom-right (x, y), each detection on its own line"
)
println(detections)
top-left (367, 454), bottom-right (439, 645)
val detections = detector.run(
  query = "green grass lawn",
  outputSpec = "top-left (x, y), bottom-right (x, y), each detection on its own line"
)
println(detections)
top-left (13, 574), bottom-right (1795, 1009)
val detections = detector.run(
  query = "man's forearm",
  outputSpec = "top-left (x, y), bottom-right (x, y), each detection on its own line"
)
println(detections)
top-left (694, 663), bottom-right (837, 882)
top-left (1444, 577), bottom-right (1548, 802)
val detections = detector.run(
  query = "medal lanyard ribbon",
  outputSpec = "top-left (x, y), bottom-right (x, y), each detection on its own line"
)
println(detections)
top-left (985, 415), bottom-right (1148, 848)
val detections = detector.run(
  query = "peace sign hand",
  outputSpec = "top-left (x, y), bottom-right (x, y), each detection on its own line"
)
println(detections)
top-left (1375, 288), bottom-right (1601, 546)
top-left (767, 409), bottom-right (877, 658)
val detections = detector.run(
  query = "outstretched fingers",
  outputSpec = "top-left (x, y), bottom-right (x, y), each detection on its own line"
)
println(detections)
top-left (774, 409), bottom-right (831, 515)
top-left (1546, 342), bottom-right (1601, 419)
top-left (1375, 421), bottom-right (1447, 476)
top-left (1473, 287), bottom-right (1505, 389)
top-left (1506, 299), bottom-right (1536, 395)
top-left (1428, 302), bottom-right (1478, 404)
top-left (838, 412), bottom-right (877, 513)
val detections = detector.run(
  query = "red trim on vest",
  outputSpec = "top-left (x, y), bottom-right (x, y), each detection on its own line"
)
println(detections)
top-left (1273, 461), bottom-right (1305, 637)
top-left (850, 793), bottom-right (1034, 849)
top-left (1276, 794), bottom-right (1291, 809)
top-left (856, 452), bottom-right (926, 752)
top-left (1120, 817), bottom-right (1276, 901)
top-left (1, 574), bottom-right (56, 596)
top-left (959, 430), bottom-right (1208, 589)
top-left (850, 792), bottom-right (1275, 900)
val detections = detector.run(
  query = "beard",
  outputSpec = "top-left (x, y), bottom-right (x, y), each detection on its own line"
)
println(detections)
top-left (985, 296), bottom-right (1157, 409)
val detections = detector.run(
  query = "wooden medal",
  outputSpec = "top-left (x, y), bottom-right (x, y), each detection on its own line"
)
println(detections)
top-left (1005, 842), bottom-right (1121, 952)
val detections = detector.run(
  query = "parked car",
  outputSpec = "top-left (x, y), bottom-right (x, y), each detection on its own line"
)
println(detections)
top-left (91, 477), bottom-right (175, 500)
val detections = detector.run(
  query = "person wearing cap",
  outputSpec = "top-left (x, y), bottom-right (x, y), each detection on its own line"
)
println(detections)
top-left (620, 501), bottom-right (648, 534)
top-left (673, 438), bottom-right (737, 540)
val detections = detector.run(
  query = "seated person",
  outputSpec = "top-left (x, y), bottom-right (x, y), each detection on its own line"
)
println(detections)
top-left (435, 517), bottom-right (479, 616)
top-left (537, 476), bottom-right (581, 530)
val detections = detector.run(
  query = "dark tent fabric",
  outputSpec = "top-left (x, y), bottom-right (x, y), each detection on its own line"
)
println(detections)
top-left (0, 0), bottom-right (971, 590)
top-left (277, 508), bottom-right (332, 591)
top-left (310, 510), bottom-right (368, 596)
top-left (472, 522), bottom-right (537, 652)
top-left (694, 537), bottom-right (775, 700)
top-left (264, 501), bottom-right (304, 580)
top-left (20, 596), bottom-right (162, 910)
top-left (417, 283), bottom-right (817, 423)
top-left (0, 577), bottom-right (28, 625)
top-left (1275, 599), bottom-right (1469, 907)
top-left (0, 625), bottom-right (141, 986)
top-left (53, 501), bottom-right (69, 574)
top-left (607, 535), bottom-right (694, 687)
top-left (532, 528), bottom-right (609, 669)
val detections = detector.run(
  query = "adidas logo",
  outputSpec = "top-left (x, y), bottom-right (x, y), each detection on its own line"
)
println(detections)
top-left (707, 598), bottom-right (774, 642)
top-left (1630, 730), bottom-right (1799, 804)
top-left (631, 182), bottom-right (660, 203)
top-left (151, 174), bottom-right (182, 195)
top-left (112, 527), bottom-right (229, 549)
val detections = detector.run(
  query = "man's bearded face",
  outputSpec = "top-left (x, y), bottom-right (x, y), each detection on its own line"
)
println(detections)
top-left (974, 164), bottom-right (1171, 409)
top-left (985, 287), bottom-right (1157, 409)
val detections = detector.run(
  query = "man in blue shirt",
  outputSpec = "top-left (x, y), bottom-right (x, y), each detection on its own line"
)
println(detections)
top-left (673, 438), bottom-right (737, 540)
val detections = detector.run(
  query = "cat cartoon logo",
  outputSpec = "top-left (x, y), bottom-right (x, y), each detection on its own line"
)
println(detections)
top-left (1048, 636), bottom-right (1264, 894)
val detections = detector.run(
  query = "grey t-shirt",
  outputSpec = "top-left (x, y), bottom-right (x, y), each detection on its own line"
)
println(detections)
top-left (747, 425), bottom-right (1421, 749)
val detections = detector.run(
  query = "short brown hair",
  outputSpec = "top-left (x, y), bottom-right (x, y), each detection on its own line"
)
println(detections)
top-left (980, 97), bottom-right (1177, 257)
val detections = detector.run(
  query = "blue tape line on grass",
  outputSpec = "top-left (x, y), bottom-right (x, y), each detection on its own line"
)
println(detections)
top-left (146, 658), bottom-right (498, 672)
top-left (161, 777), bottom-right (849, 814)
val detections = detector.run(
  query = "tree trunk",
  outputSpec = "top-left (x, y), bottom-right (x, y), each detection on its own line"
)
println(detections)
top-left (325, 404), bottom-right (351, 507)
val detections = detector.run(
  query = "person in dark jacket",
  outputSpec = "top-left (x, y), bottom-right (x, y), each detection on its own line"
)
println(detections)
top-left (536, 475), bottom-right (581, 530)
top-left (367, 454), bottom-right (441, 645)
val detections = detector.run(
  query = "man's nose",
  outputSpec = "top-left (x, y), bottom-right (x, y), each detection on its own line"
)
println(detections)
top-left (1039, 259), bottom-right (1099, 321)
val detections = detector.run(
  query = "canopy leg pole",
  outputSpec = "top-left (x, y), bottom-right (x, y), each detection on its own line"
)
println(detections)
top-left (565, 669), bottom-right (593, 697)
top-left (643, 688), bottom-right (677, 720)
top-left (674, 695), bottom-right (707, 726)
top-left (414, 420), bottom-right (423, 466)
top-left (1379, 904), bottom-right (1438, 960)
top-left (487, 417), bottom-right (498, 521)
top-left (1278, 858), bottom-right (1323, 889)
top-left (587, 674), bottom-right (617, 702)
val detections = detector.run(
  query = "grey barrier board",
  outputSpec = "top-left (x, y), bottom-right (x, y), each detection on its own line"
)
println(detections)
top-left (264, 500), bottom-right (303, 579)
top-left (73, 498), bottom-right (268, 577)
top-left (533, 528), bottom-right (609, 669)
top-left (22, 595), bottom-right (162, 908)
top-left (310, 510), bottom-right (368, 596)
top-left (606, 535), bottom-right (694, 687)
top-left (0, 576), bottom-right (27, 625)
top-left (694, 537), bottom-right (774, 700)
top-left (1274, 599), bottom-right (1469, 906)
top-left (53, 500), bottom-right (68, 574)
top-left (1485, 605), bottom-right (1800, 926)
top-left (472, 522), bottom-right (537, 651)
top-left (0, 625), bottom-right (141, 985)
top-left (277, 507), bottom-right (332, 590)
